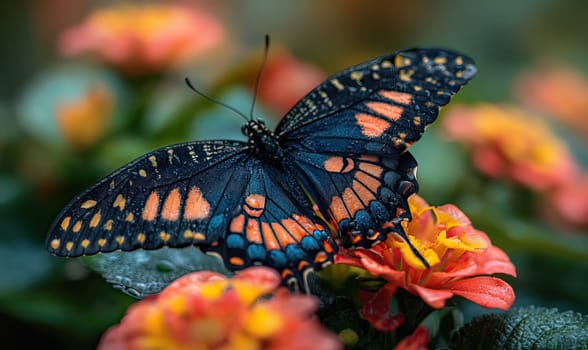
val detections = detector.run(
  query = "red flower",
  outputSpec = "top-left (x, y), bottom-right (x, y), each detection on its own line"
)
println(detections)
top-left (59, 4), bottom-right (224, 75)
top-left (443, 104), bottom-right (578, 191)
top-left (99, 267), bottom-right (342, 350)
top-left (337, 195), bottom-right (516, 311)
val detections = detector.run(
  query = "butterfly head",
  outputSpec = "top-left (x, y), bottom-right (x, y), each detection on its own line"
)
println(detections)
top-left (242, 119), bottom-right (284, 162)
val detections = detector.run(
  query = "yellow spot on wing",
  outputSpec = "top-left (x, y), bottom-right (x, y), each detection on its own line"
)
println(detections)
top-left (115, 236), bottom-right (125, 245)
top-left (81, 239), bottom-right (90, 249)
top-left (394, 55), bottom-right (410, 68)
top-left (433, 56), bottom-right (447, 64)
top-left (113, 194), bottom-right (126, 210)
top-left (104, 219), bottom-right (113, 231)
top-left (159, 231), bottom-right (171, 242)
top-left (89, 210), bottom-right (101, 228)
top-left (50, 239), bottom-right (60, 250)
top-left (331, 79), bottom-right (344, 91)
top-left (60, 217), bottom-right (71, 231)
top-left (72, 220), bottom-right (83, 233)
top-left (139, 169), bottom-right (147, 177)
top-left (137, 233), bottom-right (146, 244)
top-left (399, 69), bottom-right (414, 82)
top-left (148, 155), bottom-right (157, 168)
top-left (125, 212), bottom-right (134, 222)
top-left (81, 200), bottom-right (97, 209)
top-left (66, 241), bottom-right (74, 251)
top-left (98, 238), bottom-right (106, 247)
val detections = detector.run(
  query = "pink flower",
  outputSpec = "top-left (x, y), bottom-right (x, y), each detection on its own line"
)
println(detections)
top-left (337, 195), bottom-right (516, 311)
top-left (59, 4), bottom-right (224, 75)
top-left (99, 267), bottom-right (342, 350)
top-left (547, 175), bottom-right (588, 229)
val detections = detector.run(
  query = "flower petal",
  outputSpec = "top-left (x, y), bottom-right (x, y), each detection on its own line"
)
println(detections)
top-left (445, 276), bottom-right (516, 310)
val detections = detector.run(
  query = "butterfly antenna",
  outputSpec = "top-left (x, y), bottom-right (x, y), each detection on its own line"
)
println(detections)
top-left (249, 34), bottom-right (271, 121)
top-left (184, 78), bottom-right (250, 122)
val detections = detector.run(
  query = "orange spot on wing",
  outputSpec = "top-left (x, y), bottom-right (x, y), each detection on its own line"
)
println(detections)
top-left (342, 187), bottom-right (365, 216)
top-left (229, 256), bottom-right (245, 266)
top-left (115, 236), bottom-right (125, 245)
top-left (184, 187), bottom-right (210, 220)
top-left (352, 180), bottom-right (376, 203)
top-left (137, 233), bottom-right (146, 244)
top-left (66, 241), bottom-right (74, 252)
top-left (230, 214), bottom-right (246, 233)
top-left (261, 222), bottom-right (280, 250)
top-left (379, 90), bottom-right (413, 105)
top-left (323, 241), bottom-right (335, 254)
top-left (282, 218), bottom-right (307, 241)
top-left (246, 219), bottom-right (262, 244)
top-left (355, 171), bottom-right (381, 193)
top-left (314, 251), bottom-right (328, 264)
top-left (244, 194), bottom-right (265, 218)
top-left (161, 188), bottom-right (182, 221)
top-left (292, 214), bottom-right (324, 232)
top-left (125, 212), bottom-right (134, 222)
top-left (366, 102), bottom-right (404, 121)
top-left (355, 113), bottom-right (390, 137)
top-left (98, 238), bottom-right (107, 247)
top-left (104, 219), bottom-right (113, 231)
top-left (81, 239), bottom-right (90, 249)
top-left (359, 162), bottom-right (383, 177)
top-left (272, 222), bottom-right (296, 246)
top-left (329, 196), bottom-right (349, 223)
top-left (324, 156), bottom-right (355, 173)
top-left (142, 191), bottom-right (160, 221)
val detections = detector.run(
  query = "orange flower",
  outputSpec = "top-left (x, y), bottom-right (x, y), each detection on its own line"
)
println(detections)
top-left (337, 195), bottom-right (516, 311)
top-left (257, 49), bottom-right (326, 115)
top-left (443, 104), bottom-right (578, 191)
top-left (98, 267), bottom-right (342, 350)
top-left (514, 64), bottom-right (588, 138)
top-left (55, 84), bottom-right (114, 150)
top-left (59, 4), bottom-right (224, 74)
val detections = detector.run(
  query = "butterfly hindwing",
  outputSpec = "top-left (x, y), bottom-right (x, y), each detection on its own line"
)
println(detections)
top-left (212, 160), bottom-right (337, 290)
top-left (46, 140), bottom-right (251, 256)
top-left (289, 149), bottom-right (418, 248)
top-left (277, 48), bottom-right (476, 156)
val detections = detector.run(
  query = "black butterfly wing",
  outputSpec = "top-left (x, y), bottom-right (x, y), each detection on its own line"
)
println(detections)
top-left (276, 48), bottom-right (476, 155)
top-left (46, 140), bottom-right (252, 256)
top-left (46, 140), bottom-right (336, 290)
top-left (276, 48), bottom-right (476, 252)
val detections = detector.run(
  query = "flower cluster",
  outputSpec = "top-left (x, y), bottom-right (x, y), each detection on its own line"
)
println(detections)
top-left (99, 267), bottom-right (342, 350)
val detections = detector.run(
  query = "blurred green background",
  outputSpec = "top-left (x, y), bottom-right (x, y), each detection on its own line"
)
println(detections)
top-left (1, 1), bottom-right (587, 349)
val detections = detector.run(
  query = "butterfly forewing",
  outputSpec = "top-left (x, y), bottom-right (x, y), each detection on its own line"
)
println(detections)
top-left (46, 140), bottom-right (250, 256)
top-left (277, 48), bottom-right (476, 156)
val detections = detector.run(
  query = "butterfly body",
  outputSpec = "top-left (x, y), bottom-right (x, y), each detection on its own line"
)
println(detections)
top-left (46, 48), bottom-right (476, 290)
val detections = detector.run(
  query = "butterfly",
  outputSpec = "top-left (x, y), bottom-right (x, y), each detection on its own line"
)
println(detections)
top-left (46, 48), bottom-right (476, 292)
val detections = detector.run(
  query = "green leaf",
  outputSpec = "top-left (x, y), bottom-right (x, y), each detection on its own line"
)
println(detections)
top-left (452, 306), bottom-right (588, 350)
top-left (82, 247), bottom-right (232, 298)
